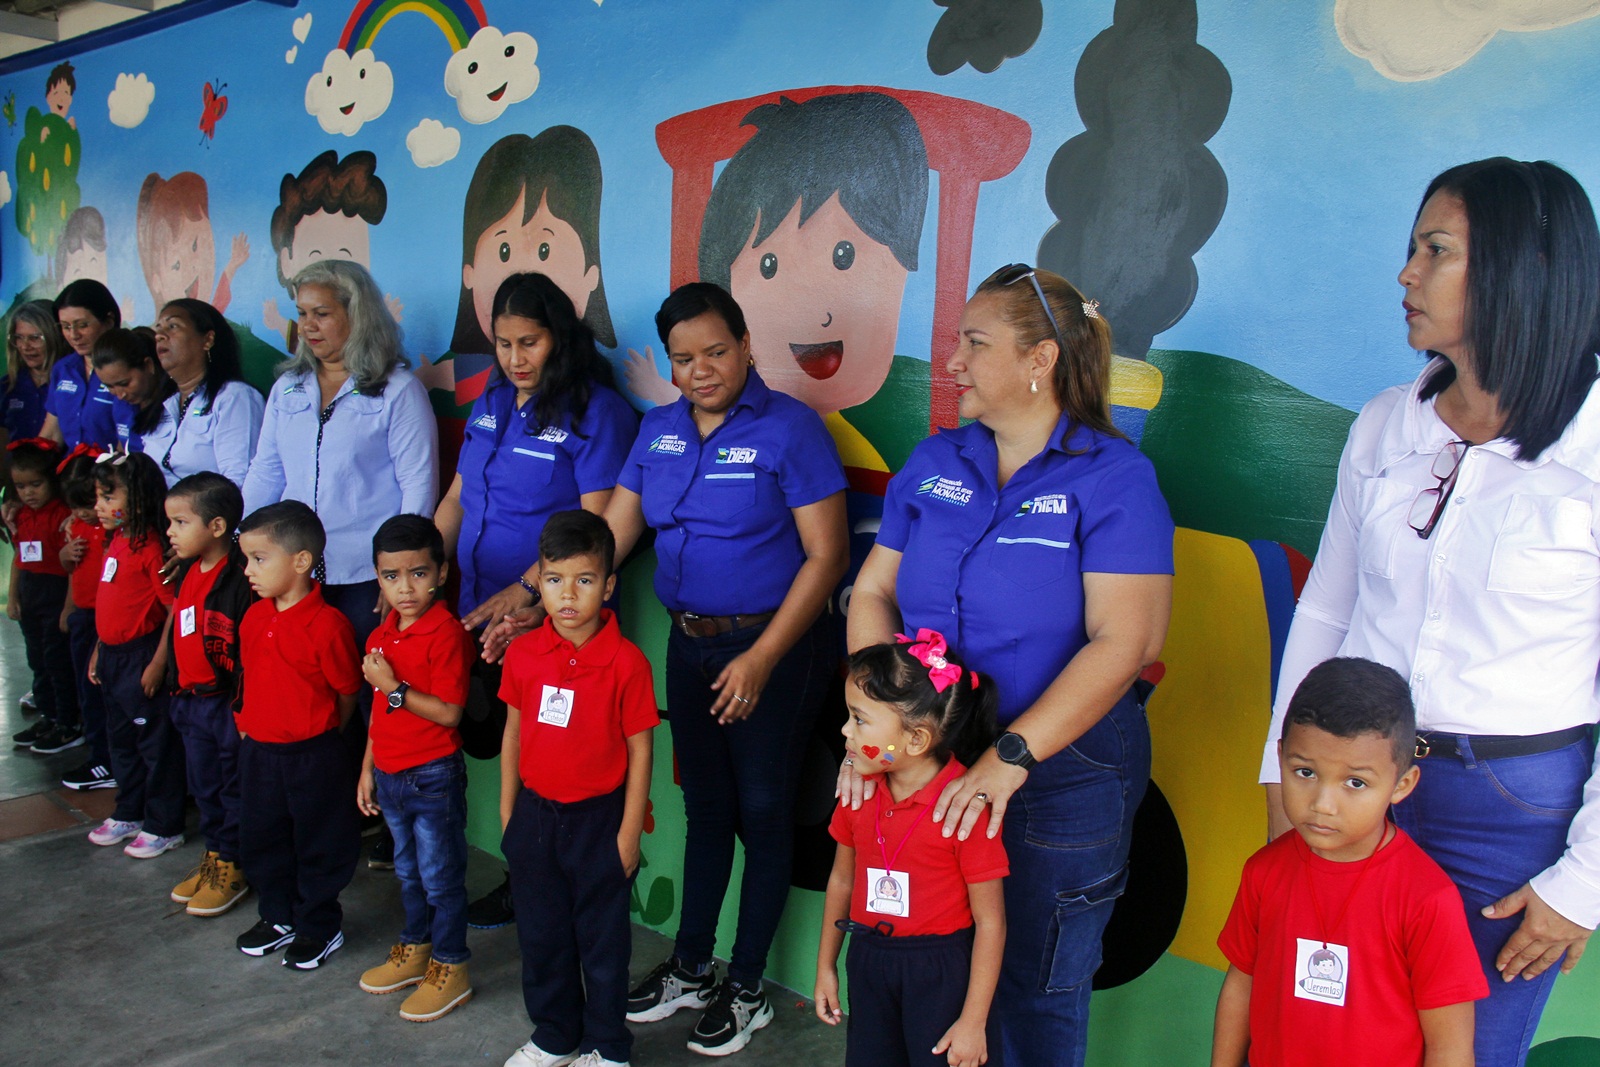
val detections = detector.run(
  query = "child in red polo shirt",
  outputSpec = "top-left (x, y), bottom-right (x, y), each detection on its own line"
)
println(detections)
top-left (355, 515), bottom-right (476, 1023)
top-left (234, 500), bottom-right (363, 971)
top-left (5, 439), bottom-right (80, 754)
top-left (500, 511), bottom-right (659, 1067)
top-left (816, 633), bottom-right (1008, 1067)
top-left (86, 452), bottom-right (186, 860)
top-left (164, 473), bottom-right (255, 918)
top-left (56, 447), bottom-right (114, 791)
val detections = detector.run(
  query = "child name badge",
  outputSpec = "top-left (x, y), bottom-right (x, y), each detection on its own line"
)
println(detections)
top-left (1294, 937), bottom-right (1349, 1007)
top-left (101, 556), bottom-right (118, 582)
top-left (866, 867), bottom-right (909, 917)
top-left (179, 606), bottom-right (197, 637)
top-left (537, 684), bottom-right (575, 728)
top-left (18, 540), bottom-right (42, 563)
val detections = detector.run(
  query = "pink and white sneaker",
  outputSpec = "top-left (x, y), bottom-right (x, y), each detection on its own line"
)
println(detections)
top-left (88, 819), bottom-right (141, 846)
top-left (124, 832), bottom-right (185, 859)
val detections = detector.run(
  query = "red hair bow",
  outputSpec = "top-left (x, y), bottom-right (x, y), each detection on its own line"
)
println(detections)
top-left (54, 442), bottom-right (103, 474)
top-left (5, 436), bottom-right (57, 454)
top-left (895, 629), bottom-right (966, 693)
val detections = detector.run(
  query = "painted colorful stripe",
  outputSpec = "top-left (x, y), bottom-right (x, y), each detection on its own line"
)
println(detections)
top-left (337, 0), bottom-right (488, 53)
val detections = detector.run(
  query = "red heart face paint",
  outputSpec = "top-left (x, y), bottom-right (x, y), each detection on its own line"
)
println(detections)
top-left (860, 745), bottom-right (880, 759)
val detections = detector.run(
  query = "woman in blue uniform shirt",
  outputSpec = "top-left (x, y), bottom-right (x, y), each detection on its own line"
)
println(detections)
top-left (3, 301), bottom-right (65, 448)
top-left (40, 280), bottom-right (120, 448)
top-left (94, 327), bottom-right (170, 454)
top-left (846, 264), bottom-right (1175, 1067)
top-left (243, 258), bottom-right (438, 645)
top-left (605, 282), bottom-right (848, 1055)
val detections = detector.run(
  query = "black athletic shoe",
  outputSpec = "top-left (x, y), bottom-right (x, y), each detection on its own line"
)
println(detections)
top-left (61, 761), bottom-right (117, 791)
top-left (466, 872), bottom-right (515, 929)
top-left (31, 723), bottom-right (85, 754)
top-left (687, 980), bottom-right (773, 1056)
top-left (283, 930), bottom-right (344, 970)
top-left (367, 827), bottom-right (395, 870)
top-left (627, 957), bottom-right (717, 1023)
top-left (237, 920), bottom-right (296, 956)
top-left (12, 721), bottom-right (48, 748)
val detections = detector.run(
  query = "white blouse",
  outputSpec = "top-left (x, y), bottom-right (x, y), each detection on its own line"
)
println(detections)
top-left (1261, 358), bottom-right (1600, 925)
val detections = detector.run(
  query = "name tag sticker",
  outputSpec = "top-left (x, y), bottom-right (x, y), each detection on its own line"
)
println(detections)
top-left (18, 541), bottom-right (42, 563)
top-left (865, 867), bottom-right (910, 917)
top-left (101, 557), bottom-right (118, 582)
top-left (179, 606), bottom-right (197, 637)
top-left (537, 684), bottom-right (576, 728)
top-left (1294, 937), bottom-right (1349, 1007)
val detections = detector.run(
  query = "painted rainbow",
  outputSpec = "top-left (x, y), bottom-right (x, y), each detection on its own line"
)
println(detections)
top-left (337, 0), bottom-right (489, 53)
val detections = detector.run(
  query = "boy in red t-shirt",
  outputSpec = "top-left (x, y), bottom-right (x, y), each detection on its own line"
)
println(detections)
top-left (499, 511), bottom-right (658, 1067)
top-left (5, 439), bottom-right (79, 754)
top-left (234, 501), bottom-right (363, 972)
top-left (1213, 658), bottom-right (1487, 1067)
top-left (164, 473), bottom-right (255, 917)
top-left (355, 514), bottom-right (476, 1023)
top-left (56, 448), bottom-right (114, 790)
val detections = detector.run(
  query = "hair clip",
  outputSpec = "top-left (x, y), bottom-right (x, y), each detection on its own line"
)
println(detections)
top-left (94, 446), bottom-right (130, 466)
top-left (1082, 299), bottom-right (1101, 320)
top-left (894, 629), bottom-right (964, 693)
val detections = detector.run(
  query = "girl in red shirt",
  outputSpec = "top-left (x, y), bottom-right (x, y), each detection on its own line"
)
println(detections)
top-left (5, 438), bottom-right (78, 754)
top-left (816, 633), bottom-right (1009, 1067)
top-left (56, 447), bottom-right (114, 790)
top-left (85, 452), bottom-right (185, 859)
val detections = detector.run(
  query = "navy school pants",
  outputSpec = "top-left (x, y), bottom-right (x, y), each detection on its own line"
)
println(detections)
top-left (100, 630), bottom-right (186, 837)
top-left (171, 690), bottom-right (242, 861)
top-left (845, 925), bottom-right (987, 1067)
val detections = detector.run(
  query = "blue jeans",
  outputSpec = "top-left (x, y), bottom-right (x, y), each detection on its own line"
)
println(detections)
top-left (1391, 735), bottom-right (1594, 1067)
top-left (376, 753), bottom-right (471, 964)
top-left (667, 612), bottom-right (835, 987)
top-left (995, 690), bottom-right (1150, 1067)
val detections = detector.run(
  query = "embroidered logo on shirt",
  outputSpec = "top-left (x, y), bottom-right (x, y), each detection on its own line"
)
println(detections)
top-left (473, 413), bottom-right (497, 431)
top-left (1017, 493), bottom-right (1069, 516)
top-left (917, 475), bottom-right (973, 506)
top-left (283, 381), bottom-right (307, 394)
top-left (648, 434), bottom-right (688, 455)
top-left (536, 426), bottom-right (570, 444)
top-left (716, 446), bottom-right (757, 464)
top-left (56, 380), bottom-right (79, 394)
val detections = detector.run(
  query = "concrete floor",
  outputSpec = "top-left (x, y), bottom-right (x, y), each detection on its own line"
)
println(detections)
top-left (0, 621), bottom-right (844, 1067)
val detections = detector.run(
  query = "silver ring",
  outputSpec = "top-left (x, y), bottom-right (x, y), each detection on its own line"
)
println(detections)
top-left (735, 695), bottom-right (751, 704)
top-left (842, 758), bottom-right (854, 767)
top-left (974, 792), bottom-right (991, 804)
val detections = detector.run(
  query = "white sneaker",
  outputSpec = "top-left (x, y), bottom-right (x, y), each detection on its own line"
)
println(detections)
top-left (572, 1053), bottom-right (628, 1067)
top-left (503, 1042), bottom-right (579, 1067)
top-left (87, 818), bottom-right (141, 846)
top-left (124, 831), bottom-right (185, 859)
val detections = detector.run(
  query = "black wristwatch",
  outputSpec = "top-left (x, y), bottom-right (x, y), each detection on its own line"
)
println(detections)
top-left (994, 731), bottom-right (1037, 770)
top-left (386, 682), bottom-right (410, 712)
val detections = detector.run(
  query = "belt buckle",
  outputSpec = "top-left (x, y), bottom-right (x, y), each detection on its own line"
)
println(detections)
top-left (679, 611), bottom-right (705, 637)
top-left (1415, 734), bottom-right (1431, 760)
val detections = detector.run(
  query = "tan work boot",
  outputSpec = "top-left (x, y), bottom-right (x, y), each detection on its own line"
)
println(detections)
top-left (170, 851), bottom-right (216, 903)
top-left (187, 856), bottom-right (250, 916)
top-left (400, 959), bottom-right (473, 1022)
top-left (360, 942), bottom-right (433, 994)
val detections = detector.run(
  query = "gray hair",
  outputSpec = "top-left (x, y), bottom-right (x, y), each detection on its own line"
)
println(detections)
top-left (7, 300), bottom-right (66, 386)
top-left (284, 259), bottom-right (407, 394)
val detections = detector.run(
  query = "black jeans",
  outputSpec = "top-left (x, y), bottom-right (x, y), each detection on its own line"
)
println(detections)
top-left (68, 609), bottom-right (108, 764)
top-left (100, 630), bottom-right (186, 836)
top-left (667, 612), bottom-right (835, 987)
top-left (17, 572), bottom-right (77, 727)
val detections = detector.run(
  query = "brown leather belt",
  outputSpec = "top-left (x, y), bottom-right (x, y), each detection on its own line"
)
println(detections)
top-left (668, 610), bottom-right (776, 638)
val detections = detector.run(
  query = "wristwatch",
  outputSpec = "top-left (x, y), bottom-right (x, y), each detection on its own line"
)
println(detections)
top-left (386, 682), bottom-right (410, 711)
top-left (994, 731), bottom-right (1037, 770)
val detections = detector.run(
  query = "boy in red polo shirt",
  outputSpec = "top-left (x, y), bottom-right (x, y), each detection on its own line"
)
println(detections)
top-left (500, 510), bottom-right (658, 1067)
top-left (233, 500), bottom-right (363, 971)
top-left (355, 514), bottom-right (476, 1023)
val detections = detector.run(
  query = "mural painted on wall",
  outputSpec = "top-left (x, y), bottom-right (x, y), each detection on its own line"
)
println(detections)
top-left (4, 0), bottom-right (1600, 1061)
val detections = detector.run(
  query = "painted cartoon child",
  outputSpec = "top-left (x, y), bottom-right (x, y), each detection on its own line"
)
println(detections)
top-left (627, 92), bottom-right (929, 470)
top-left (441, 127), bottom-right (616, 414)
top-left (136, 172), bottom-right (250, 315)
top-left (57, 208), bottom-right (137, 327)
top-left (263, 150), bottom-right (394, 348)
top-left (43, 62), bottom-right (74, 135)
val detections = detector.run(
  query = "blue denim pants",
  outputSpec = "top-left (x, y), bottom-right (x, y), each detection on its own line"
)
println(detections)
top-left (994, 690), bottom-right (1150, 1067)
top-left (376, 752), bottom-right (471, 964)
top-left (1391, 734), bottom-right (1594, 1067)
top-left (667, 612), bottom-right (835, 987)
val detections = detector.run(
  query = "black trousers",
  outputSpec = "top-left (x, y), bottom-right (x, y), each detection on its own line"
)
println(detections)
top-left (503, 786), bottom-right (634, 1064)
top-left (17, 572), bottom-right (77, 727)
top-left (845, 925), bottom-right (986, 1067)
top-left (68, 609), bottom-right (109, 765)
top-left (240, 730), bottom-right (359, 940)
top-left (171, 691), bottom-right (242, 861)
top-left (100, 631), bottom-right (185, 836)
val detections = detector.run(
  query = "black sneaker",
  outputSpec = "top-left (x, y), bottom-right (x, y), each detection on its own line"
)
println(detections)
top-left (367, 826), bottom-right (395, 870)
top-left (687, 980), bottom-right (773, 1056)
top-left (627, 957), bottom-right (717, 1023)
top-left (31, 723), bottom-right (85, 754)
top-left (61, 761), bottom-right (117, 791)
top-left (283, 930), bottom-right (344, 970)
top-left (466, 872), bottom-right (515, 929)
top-left (12, 721), bottom-right (48, 748)
top-left (237, 920), bottom-right (296, 956)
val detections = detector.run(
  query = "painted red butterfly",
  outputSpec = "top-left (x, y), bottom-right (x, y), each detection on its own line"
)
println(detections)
top-left (199, 79), bottom-right (228, 145)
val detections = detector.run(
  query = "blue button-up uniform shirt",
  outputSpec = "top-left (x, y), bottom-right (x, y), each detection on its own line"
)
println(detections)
top-left (879, 414), bottom-right (1174, 723)
top-left (618, 370), bottom-right (846, 615)
top-left (455, 379), bottom-right (637, 617)
top-left (3, 373), bottom-right (48, 441)
top-left (45, 355), bottom-right (117, 448)
top-left (243, 365), bottom-right (438, 585)
top-left (131, 381), bottom-right (265, 487)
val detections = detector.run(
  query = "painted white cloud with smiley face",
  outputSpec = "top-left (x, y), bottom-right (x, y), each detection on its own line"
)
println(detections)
top-left (444, 26), bottom-right (539, 125)
top-left (305, 48), bottom-right (393, 136)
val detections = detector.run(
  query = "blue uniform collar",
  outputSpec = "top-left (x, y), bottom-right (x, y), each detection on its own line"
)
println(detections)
top-left (667, 367), bottom-right (774, 434)
top-left (947, 410), bottom-right (1102, 476)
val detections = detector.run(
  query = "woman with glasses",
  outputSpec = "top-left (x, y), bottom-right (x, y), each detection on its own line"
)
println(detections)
top-left (1260, 158), bottom-right (1600, 1067)
top-left (844, 264), bottom-right (1175, 1066)
top-left (3, 301), bottom-right (67, 450)
top-left (40, 279), bottom-right (121, 449)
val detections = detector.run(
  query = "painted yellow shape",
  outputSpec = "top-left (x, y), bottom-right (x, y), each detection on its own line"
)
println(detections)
top-left (63, 142), bottom-right (71, 167)
top-left (28, 150), bottom-right (35, 173)
top-left (42, 167), bottom-right (49, 192)
top-left (1110, 354), bottom-right (1164, 411)
top-left (825, 410), bottom-right (888, 472)
top-left (1148, 527), bottom-right (1274, 972)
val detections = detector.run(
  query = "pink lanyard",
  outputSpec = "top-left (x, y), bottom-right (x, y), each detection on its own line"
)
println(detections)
top-left (874, 787), bottom-right (935, 873)
top-left (1305, 822), bottom-right (1393, 947)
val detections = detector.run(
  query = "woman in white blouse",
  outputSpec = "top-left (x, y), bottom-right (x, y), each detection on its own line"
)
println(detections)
top-left (1262, 158), bottom-right (1600, 1067)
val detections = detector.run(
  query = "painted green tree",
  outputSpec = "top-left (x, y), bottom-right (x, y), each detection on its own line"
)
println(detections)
top-left (13, 106), bottom-right (81, 276)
